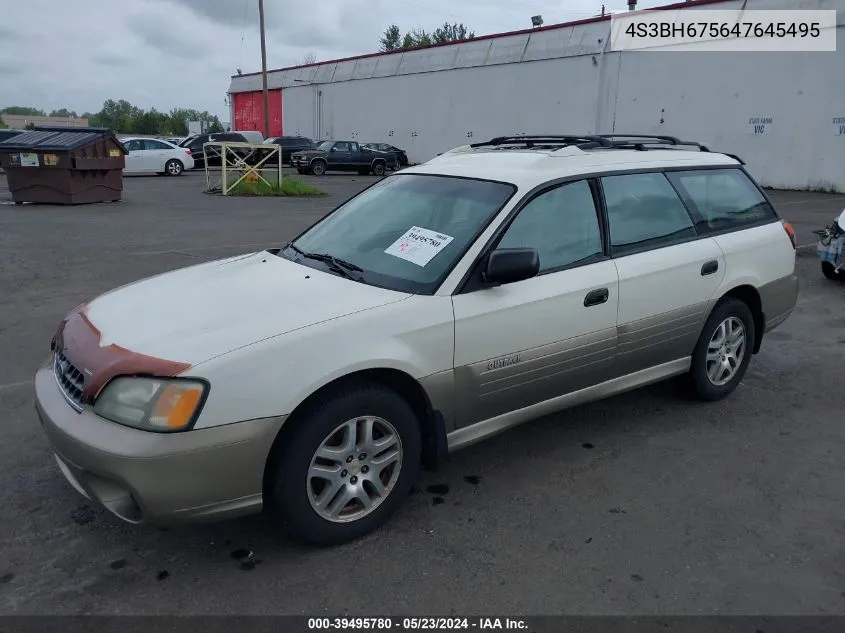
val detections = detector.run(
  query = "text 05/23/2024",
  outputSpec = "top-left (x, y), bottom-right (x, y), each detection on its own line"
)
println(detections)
top-left (306, 617), bottom-right (530, 631)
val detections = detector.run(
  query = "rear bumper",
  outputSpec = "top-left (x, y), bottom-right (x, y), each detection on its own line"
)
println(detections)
top-left (760, 273), bottom-right (799, 332)
top-left (34, 365), bottom-right (285, 525)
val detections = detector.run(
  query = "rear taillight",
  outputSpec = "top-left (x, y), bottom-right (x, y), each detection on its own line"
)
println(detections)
top-left (185, 150), bottom-right (192, 156)
top-left (782, 220), bottom-right (796, 248)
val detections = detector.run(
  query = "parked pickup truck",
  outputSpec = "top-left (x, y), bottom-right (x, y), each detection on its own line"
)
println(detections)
top-left (291, 140), bottom-right (397, 176)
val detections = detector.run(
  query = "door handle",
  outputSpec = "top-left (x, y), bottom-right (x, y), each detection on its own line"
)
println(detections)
top-left (701, 260), bottom-right (719, 276)
top-left (584, 288), bottom-right (609, 307)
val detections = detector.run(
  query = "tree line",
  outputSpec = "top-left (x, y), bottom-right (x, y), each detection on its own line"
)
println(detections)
top-left (0, 101), bottom-right (224, 135)
top-left (379, 22), bottom-right (475, 52)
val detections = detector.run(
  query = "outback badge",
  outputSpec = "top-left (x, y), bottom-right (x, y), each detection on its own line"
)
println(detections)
top-left (487, 354), bottom-right (522, 370)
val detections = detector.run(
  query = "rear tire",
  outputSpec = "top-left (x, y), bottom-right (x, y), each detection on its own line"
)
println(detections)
top-left (685, 298), bottom-right (755, 401)
top-left (264, 381), bottom-right (421, 546)
top-left (165, 159), bottom-right (183, 176)
top-left (822, 261), bottom-right (845, 281)
top-left (372, 162), bottom-right (385, 177)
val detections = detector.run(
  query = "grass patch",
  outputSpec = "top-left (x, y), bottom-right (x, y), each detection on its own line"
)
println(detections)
top-left (223, 177), bottom-right (327, 197)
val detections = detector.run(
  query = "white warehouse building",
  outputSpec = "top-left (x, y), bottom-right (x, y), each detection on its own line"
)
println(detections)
top-left (228, 0), bottom-right (845, 190)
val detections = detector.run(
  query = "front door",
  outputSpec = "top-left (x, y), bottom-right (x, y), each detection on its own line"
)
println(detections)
top-left (329, 141), bottom-right (353, 169)
top-left (599, 171), bottom-right (726, 377)
top-left (123, 139), bottom-right (144, 172)
top-left (451, 179), bottom-right (619, 428)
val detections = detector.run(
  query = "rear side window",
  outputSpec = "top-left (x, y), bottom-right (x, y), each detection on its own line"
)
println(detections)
top-left (601, 172), bottom-right (696, 257)
top-left (666, 168), bottom-right (777, 233)
top-left (142, 139), bottom-right (171, 150)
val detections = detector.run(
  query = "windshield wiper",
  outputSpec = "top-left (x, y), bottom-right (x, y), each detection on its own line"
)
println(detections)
top-left (302, 252), bottom-right (364, 280)
top-left (300, 251), bottom-right (364, 272)
top-left (282, 243), bottom-right (363, 280)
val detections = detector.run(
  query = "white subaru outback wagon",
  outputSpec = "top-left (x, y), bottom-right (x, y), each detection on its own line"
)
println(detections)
top-left (35, 134), bottom-right (798, 545)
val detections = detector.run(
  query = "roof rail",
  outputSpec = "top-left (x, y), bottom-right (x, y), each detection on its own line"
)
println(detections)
top-left (589, 134), bottom-right (711, 152)
top-left (471, 135), bottom-right (603, 149)
top-left (468, 134), bottom-right (713, 154)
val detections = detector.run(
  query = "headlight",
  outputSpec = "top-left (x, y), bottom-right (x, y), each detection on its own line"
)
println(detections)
top-left (94, 377), bottom-right (208, 432)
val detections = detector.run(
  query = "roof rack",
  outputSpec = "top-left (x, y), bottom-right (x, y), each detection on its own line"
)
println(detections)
top-left (471, 135), bottom-right (602, 149)
top-left (469, 134), bottom-right (712, 153)
top-left (590, 134), bottom-right (711, 152)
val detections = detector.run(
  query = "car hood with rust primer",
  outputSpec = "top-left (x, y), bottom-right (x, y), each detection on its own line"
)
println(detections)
top-left (81, 251), bottom-right (410, 367)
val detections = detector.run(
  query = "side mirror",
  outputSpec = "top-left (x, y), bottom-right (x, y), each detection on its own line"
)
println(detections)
top-left (483, 248), bottom-right (540, 285)
top-left (837, 209), bottom-right (845, 231)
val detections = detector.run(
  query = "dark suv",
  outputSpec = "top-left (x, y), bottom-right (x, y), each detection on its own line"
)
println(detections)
top-left (179, 132), bottom-right (248, 167)
top-left (0, 130), bottom-right (23, 143)
top-left (260, 136), bottom-right (315, 165)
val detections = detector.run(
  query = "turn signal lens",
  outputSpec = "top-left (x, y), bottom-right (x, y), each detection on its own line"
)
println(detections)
top-left (782, 220), bottom-right (796, 248)
top-left (150, 384), bottom-right (204, 430)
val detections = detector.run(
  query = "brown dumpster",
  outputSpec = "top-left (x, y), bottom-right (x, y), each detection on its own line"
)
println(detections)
top-left (0, 127), bottom-right (127, 205)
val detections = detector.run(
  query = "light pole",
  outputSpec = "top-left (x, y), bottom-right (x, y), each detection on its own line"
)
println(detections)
top-left (258, 0), bottom-right (270, 137)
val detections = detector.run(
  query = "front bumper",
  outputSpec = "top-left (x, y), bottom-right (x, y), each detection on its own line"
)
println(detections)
top-left (34, 365), bottom-right (285, 525)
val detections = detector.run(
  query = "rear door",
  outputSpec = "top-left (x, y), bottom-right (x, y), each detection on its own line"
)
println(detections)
top-left (600, 171), bottom-right (726, 378)
top-left (142, 139), bottom-right (174, 171)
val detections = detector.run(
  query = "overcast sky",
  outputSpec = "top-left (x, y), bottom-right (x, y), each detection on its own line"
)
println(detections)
top-left (1, 0), bottom-right (664, 122)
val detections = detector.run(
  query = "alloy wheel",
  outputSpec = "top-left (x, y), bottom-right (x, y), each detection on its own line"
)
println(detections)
top-left (307, 416), bottom-right (403, 523)
top-left (705, 316), bottom-right (746, 386)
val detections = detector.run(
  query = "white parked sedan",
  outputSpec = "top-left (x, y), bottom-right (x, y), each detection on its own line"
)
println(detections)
top-left (35, 134), bottom-right (798, 546)
top-left (122, 137), bottom-right (195, 176)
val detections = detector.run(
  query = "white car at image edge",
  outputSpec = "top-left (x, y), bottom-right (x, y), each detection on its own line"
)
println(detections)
top-left (34, 134), bottom-right (798, 545)
top-left (122, 137), bottom-right (195, 175)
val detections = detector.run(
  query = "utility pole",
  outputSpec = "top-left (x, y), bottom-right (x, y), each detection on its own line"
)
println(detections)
top-left (258, 0), bottom-right (270, 138)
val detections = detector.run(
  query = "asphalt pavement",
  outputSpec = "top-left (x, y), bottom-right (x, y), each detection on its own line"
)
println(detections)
top-left (1, 171), bottom-right (844, 615)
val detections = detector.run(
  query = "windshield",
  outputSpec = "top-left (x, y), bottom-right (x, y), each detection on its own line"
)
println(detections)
top-left (316, 141), bottom-right (334, 151)
top-left (287, 174), bottom-right (516, 294)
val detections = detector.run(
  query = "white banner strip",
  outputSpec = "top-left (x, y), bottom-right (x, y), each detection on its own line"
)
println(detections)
top-left (610, 9), bottom-right (837, 52)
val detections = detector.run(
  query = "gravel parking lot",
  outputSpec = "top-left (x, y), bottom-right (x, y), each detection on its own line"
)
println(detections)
top-left (1, 171), bottom-right (844, 615)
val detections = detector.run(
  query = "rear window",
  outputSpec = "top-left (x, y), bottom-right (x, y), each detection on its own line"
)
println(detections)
top-left (667, 168), bottom-right (777, 233)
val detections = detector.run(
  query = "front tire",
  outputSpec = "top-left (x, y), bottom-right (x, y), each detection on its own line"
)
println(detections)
top-left (311, 160), bottom-right (326, 176)
top-left (822, 261), bottom-right (845, 281)
top-left (165, 159), bottom-right (184, 176)
top-left (686, 298), bottom-right (755, 401)
top-left (265, 381), bottom-right (421, 546)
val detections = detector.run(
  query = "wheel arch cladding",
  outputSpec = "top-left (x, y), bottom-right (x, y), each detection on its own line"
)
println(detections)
top-left (720, 284), bottom-right (764, 354)
top-left (262, 368), bottom-right (446, 491)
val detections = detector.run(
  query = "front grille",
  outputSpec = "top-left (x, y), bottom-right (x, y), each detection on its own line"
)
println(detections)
top-left (53, 351), bottom-right (85, 412)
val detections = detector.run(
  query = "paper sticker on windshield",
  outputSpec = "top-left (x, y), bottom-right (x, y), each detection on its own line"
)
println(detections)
top-left (384, 226), bottom-right (454, 267)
